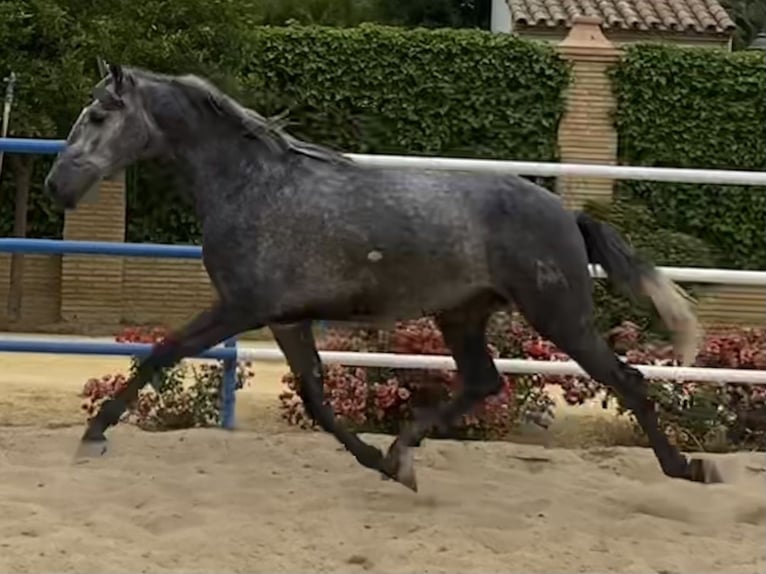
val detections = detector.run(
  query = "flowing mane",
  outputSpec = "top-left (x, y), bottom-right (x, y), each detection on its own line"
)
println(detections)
top-left (129, 67), bottom-right (353, 165)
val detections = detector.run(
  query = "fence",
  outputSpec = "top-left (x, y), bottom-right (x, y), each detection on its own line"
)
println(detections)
top-left (0, 237), bottom-right (240, 428)
top-left (5, 137), bottom-right (766, 186)
top-left (1, 137), bottom-right (766, 432)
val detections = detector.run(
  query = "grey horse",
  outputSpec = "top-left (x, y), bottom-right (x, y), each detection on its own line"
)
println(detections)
top-left (44, 64), bottom-right (721, 490)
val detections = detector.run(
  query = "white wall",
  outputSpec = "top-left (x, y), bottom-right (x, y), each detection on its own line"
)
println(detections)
top-left (490, 0), bottom-right (512, 33)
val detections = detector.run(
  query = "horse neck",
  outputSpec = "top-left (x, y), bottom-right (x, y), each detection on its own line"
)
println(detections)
top-left (143, 82), bottom-right (288, 216)
top-left (166, 125), bottom-right (285, 218)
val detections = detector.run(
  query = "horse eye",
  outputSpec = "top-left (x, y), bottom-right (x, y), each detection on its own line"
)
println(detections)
top-left (89, 110), bottom-right (107, 124)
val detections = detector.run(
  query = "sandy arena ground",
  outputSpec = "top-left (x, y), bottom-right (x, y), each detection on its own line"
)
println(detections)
top-left (1, 340), bottom-right (765, 573)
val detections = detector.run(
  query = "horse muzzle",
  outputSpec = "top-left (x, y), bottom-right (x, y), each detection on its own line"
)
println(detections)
top-left (44, 153), bottom-right (102, 210)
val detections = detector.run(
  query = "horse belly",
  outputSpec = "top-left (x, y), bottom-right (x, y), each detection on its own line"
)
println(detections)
top-left (361, 251), bottom-right (492, 320)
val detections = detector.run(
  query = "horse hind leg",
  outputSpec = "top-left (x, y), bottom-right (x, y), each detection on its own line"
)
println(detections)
top-left (381, 303), bottom-right (504, 491)
top-left (510, 280), bottom-right (722, 484)
top-left (270, 322), bottom-right (385, 473)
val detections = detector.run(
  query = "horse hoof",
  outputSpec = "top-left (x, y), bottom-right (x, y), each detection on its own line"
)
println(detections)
top-left (381, 441), bottom-right (418, 493)
top-left (688, 457), bottom-right (724, 484)
top-left (74, 438), bottom-right (108, 461)
top-left (81, 426), bottom-right (106, 442)
top-left (75, 424), bottom-right (109, 459)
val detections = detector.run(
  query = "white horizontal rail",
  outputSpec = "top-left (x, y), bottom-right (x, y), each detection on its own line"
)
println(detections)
top-left (590, 265), bottom-right (766, 286)
top-left (3, 138), bottom-right (766, 186)
top-left (346, 153), bottom-right (766, 187)
top-left (238, 348), bottom-right (766, 385)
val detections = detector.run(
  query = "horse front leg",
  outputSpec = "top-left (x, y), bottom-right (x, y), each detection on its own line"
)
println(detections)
top-left (270, 322), bottom-right (385, 473)
top-left (80, 302), bottom-right (253, 452)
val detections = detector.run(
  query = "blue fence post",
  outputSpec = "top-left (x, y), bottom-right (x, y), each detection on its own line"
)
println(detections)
top-left (221, 337), bottom-right (238, 430)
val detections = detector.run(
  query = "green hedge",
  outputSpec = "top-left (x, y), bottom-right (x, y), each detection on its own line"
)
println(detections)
top-left (610, 44), bottom-right (766, 271)
top-left (240, 25), bottom-right (569, 158)
top-left (125, 25), bottom-right (572, 243)
top-left (0, 157), bottom-right (63, 240)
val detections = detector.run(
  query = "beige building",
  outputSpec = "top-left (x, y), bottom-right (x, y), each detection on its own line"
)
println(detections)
top-left (491, 0), bottom-right (736, 49)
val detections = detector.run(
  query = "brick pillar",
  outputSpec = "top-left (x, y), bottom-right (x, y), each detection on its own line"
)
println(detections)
top-left (60, 173), bottom-right (126, 326)
top-left (556, 16), bottom-right (620, 209)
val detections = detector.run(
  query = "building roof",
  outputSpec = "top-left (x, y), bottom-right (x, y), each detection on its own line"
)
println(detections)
top-left (506, 0), bottom-right (736, 34)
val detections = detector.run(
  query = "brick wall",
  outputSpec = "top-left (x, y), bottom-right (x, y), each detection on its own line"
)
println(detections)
top-left (698, 286), bottom-right (766, 328)
top-left (0, 254), bottom-right (61, 325)
top-left (122, 258), bottom-right (214, 328)
top-left (556, 16), bottom-right (620, 210)
top-left (54, 173), bottom-right (217, 330)
top-left (60, 175), bottom-right (126, 326)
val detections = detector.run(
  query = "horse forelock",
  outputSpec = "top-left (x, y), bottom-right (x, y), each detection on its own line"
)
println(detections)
top-left (125, 67), bottom-right (351, 165)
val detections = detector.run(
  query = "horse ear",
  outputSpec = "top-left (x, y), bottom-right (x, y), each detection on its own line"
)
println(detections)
top-left (96, 56), bottom-right (108, 78)
top-left (109, 63), bottom-right (124, 91)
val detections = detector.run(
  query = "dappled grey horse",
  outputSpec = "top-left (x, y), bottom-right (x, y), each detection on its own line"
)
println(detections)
top-left (44, 64), bottom-right (721, 490)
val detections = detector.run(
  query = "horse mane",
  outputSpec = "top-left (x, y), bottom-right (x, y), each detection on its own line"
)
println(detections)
top-left (129, 68), bottom-right (353, 165)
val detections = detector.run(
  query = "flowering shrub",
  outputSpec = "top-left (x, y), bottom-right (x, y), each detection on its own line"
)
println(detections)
top-left (279, 314), bottom-right (766, 451)
top-left (81, 325), bottom-right (253, 431)
top-left (280, 316), bottom-right (556, 440)
top-left (546, 321), bottom-right (766, 451)
top-left (626, 325), bottom-right (766, 452)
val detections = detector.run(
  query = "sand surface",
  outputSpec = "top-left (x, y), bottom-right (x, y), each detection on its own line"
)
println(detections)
top-left (1, 427), bottom-right (765, 574)
top-left (1, 344), bottom-right (765, 573)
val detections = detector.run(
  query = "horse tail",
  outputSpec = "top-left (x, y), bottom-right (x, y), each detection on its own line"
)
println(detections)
top-left (574, 211), bottom-right (700, 366)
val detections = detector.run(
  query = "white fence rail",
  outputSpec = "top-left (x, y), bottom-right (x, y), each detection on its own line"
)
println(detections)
top-left (589, 265), bottom-right (766, 286)
top-left (238, 348), bottom-right (766, 385)
top-left (3, 137), bottom-right (766, 186)
top-left (347, 153), bottom-right (766, 187)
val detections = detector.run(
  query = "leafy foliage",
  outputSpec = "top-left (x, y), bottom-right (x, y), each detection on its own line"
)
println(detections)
top-left (279, 316), bottom-right (556, 439)
top-left (0, 0), bottom-right (95, 240)
top-left (279, 315), bottom-right (766, 451)
top-left (721, 0), bottom-right (766, 50)
top-left (251, 0), bottom-right (380, 26)
top-left (125, 24), bottom-right (571, 243)
top-left (610, 44), bottom-right (766, 270)
top-left (81, 326), bottom-right (252, 431)
top-left (373, 0), bottom-right (490, 29)
top-left (240, 25), bottom-right (568, 158)
top-left (247, 0), bottom-right (490, 30)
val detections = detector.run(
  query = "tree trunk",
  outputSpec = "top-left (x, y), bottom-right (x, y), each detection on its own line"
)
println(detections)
top-left (6, 154), bottom-right (33, 322)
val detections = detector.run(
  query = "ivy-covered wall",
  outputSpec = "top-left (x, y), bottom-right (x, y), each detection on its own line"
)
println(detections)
top-left (124, 25), bottom-right (572, 244)
top-left (610, 44), bottom-right (766, 271)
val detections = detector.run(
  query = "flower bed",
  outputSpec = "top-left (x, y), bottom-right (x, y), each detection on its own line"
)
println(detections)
top-left (278, 315), bottom-right (766, 452)
top-left (81, 326), bottom-right (252, 431)
top-left (80, 317), bottom-right (765, 452)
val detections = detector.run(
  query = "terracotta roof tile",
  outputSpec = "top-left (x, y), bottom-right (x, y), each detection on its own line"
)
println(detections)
top-left (506, 0), bottom-right (736, 33)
